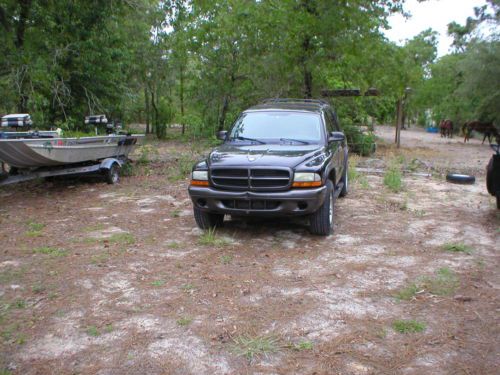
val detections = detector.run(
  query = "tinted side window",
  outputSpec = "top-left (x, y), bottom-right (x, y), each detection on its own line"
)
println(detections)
top-left (324, 111), bottom-right (335, 133)
top-left (328, 110), bottom-right (340, 131)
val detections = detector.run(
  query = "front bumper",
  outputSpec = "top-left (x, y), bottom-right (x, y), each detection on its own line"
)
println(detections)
top-left (188, 185), bottom-right (327, 216)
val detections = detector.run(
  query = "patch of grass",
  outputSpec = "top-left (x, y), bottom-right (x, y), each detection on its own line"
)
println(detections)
top-left (136, 144), bottom-right (159, 165)
top-left (392, 319), bottom-right (426, 334)
top-left (27, 220), bottom-right (45, 232)
top-left (395, 283), bottom-right (420, 301)
top-left (198, 228), bottom-right (230, 247)
top-left (33, 247), bottom-right (68, 257)
top-left (107, 233), bottom-right (135, 245)
top-left (167, 241), bottom-right (180, 249)
top-left (84, 223), bottom-right (106, 232)
top-left (151, 280), bottom-right (165, 287)
top-left (383, 165), bottom-right (403, 193)
top-left (0, 268), bottom-right (25, 284)
top-left (180, 283), bottom-right (196, 292)
top-left (25, 220), bottom-right (45, 237)
top-left (90, 252), bottom-right (110, 265)
top-left (395, 268), bottom-right (460, 300)
top-left (167, 154), bottom-right (197, 182)
top-left (104, 324), bottom-right (114, 333)
top-left (442, 242), bottom-right (473, 254)
top-left (176, 317), bottom-right (193, 326)
top-left (290, 340), bottom-right (313, 351)
top-left (86, 325), bottom-right (100, 337)
top-left (232, 335), bottom-right (280, 361)
top-left (170, 209), bottom-right (181, 218)
top-left (31, 282), bottom-right (46, 294)
top-left (220, 254), bottom-right (233, 265)
top-left (421, 267), bottom-right (459, 296)
top-left (14, 299), bottom-right (26, 309)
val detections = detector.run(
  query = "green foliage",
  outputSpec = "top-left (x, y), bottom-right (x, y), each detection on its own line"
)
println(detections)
top-left (392, 320), bottom-right (426, 334)
top-left (442, 243), bottom-right (473, 254)
top-left (33, 247), bottom-right (68, 257)
top-left (231, 335), bottom-right (280, 361)
top-left (383, 165), bottom-right (403, 193)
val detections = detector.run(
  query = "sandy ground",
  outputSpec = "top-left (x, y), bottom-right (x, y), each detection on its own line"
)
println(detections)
top-left (0, 126), bottom-right (498, 374)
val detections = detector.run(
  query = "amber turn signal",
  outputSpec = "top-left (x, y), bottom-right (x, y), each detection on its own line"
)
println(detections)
top-left (190, 180), bottom-right (209, 187)
top-left (292, 181), bottom-right (322, 188)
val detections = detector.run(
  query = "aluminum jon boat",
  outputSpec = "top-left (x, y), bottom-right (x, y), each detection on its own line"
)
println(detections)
top-left (0, 134), bottom-right (144, 168)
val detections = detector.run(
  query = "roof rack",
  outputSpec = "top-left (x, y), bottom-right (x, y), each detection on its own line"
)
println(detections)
top-left (260, 98), bottom-right (330, 105)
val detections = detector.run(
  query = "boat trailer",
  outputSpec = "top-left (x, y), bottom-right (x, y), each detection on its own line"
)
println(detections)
top-left (0, 157), bottom-right (125, 186)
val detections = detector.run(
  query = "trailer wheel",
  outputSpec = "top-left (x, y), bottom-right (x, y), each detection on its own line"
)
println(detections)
top-left (446, 173), bottom-right (475, 185)
top-left (105, 163), bottom-right (120, 184)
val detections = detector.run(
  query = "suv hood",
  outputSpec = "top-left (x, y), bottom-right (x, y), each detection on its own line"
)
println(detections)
top-left (208, 143), bottom-right (323, 168)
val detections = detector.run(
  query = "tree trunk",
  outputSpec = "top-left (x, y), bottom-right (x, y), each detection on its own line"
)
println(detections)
top-left (180, 65), bottom-right (185, 135)
top-left (218, 95), bottom-right (229, 132)
top-left (15, 0), bottom-right (32, 49)
top-left (144, 86), bottom-right (150, 134)
top-left (395, 99), bottom-right (403, 148)
top-left (302, 36), bottom-right (313, 98)
top-left (151, 91), bottom-right (158, 133)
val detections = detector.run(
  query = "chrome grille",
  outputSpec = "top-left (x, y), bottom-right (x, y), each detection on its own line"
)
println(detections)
top-left (210, 168), bottom-right (291, 190)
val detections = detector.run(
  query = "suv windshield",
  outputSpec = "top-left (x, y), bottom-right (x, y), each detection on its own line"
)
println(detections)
top-left (229, 111), bottom-right (323, 144)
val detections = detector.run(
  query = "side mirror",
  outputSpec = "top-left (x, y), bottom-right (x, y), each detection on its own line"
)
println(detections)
top-left (328, 131), bottom-right (345, 142)
top-left (217, 130), bottom-right (227, 141)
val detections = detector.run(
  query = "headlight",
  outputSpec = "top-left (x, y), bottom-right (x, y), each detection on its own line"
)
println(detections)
top-left (293, 172), bottom-right (322, 188)
top-left (294, 172), bottom-right (320, 182)
top-left (192, 170), bottom-right (208, 181)
top-left (191, 170), bottom-right (209, 186)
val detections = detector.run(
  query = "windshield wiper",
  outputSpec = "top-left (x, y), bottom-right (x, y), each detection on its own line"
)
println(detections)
top-left (280, 138), bottom-right (310, 145)
top-left (233, 136), bottom-right (265, 144)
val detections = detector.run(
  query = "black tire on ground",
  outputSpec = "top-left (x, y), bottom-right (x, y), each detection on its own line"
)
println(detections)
top-left (446, 173), bottom-right (475, 185)
top-left (339, 158), bottom-right (348, 197)
top-left (309, 180), bottom-right (334, 236)
top-left (105, 163), bottom-right (120, 184)
top-left (486, 157), bottom-right (494, 195)
top-left (193, 207), bottom-right (224, 229)
top-left (496, 191), bottom-right (500, 209)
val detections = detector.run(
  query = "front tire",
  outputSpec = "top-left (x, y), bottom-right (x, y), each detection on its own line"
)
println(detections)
top-left (193, 207), bottom-right (224, 229)
top-left (309, 180), bottom-right (335, 236)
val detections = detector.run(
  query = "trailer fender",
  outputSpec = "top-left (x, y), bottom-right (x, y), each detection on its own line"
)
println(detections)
top-left (100, 158), bottom-right (122, 170)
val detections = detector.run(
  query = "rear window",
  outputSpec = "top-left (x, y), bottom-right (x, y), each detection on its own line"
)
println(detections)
top-left (229, 111), bottom-right (323, 143)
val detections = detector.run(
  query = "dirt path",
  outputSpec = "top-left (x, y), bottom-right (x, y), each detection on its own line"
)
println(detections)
top-left (0, 127), bottom-right (498, 374)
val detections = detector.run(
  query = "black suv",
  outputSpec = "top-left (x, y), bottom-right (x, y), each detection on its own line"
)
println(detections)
top-left (188, 98), bottom-right (348, 235)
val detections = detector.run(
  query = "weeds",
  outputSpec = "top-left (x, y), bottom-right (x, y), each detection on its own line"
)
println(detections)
top-left (231, 335), bottom-right (280, 361)
top-left (86, 326), bottom-right (100, 337)
top-left (107, 233), bottom-right (135, 245)
top-left (167, 154), bottom-right (197, 182)
top-left (33, 247), bottom-right (67, 257)
top-left (421, 267), bottom-right (459, 296)
top-left (171, 209), bottom-right (181, 218)
top-left (198, 228), bottom-right (230, 247)
top-left (151, 280), bottom-right (165, 287)
top-left (176, 317), bottom-right (193, 326)
top-left (442, 243), bottom-right (473, 254)
top-left (290, 340), bottom-right (313, 351)
top-left (383, 165), bottom-right (403, 192)
top-left (395, 283), bottom-right (420, 301)
top-left (396, 267), bottom-right (460, 300)
top-left (25, 220), bottom-right (45, 237)
top-left (392, 319), bottom-right (426, 334)
top-left (91, 252), bottom-right (110, 265)
top-left (220, 254), bottom-right (233, 264)
top-left (180, 283), bottom-right (196, 292)
top-left (167, 241), bottom-right (180, 249)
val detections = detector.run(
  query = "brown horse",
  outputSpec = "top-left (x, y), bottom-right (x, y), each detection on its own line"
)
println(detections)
top-left (440, 119), bottom-right (453, 138)
top-left (462, 121), bottom-right (499, 144)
